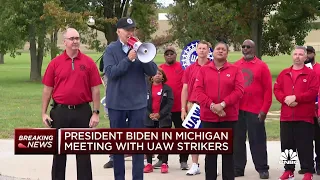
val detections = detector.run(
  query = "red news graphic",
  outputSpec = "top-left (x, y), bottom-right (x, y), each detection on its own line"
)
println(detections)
top-left (15, 128), bottom-right (233, 154)
top-left (14, 128), bottom-right (57, 154)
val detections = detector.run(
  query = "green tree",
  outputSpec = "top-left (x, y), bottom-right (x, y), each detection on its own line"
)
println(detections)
top-left (87, 0), bottom-right (158, 45)
top-left (43, 0), bottom-right (158, 52)
top-left (204, 0), bottom-right (320, 58)
top-left (0, 0), bottom-right (49, 80)
top-left (0, 17), bottom-right (25, 64)
top-left (0, 0), bottom-right (26, 64)
top-left (42, 0), bottom-right (89, 59)
top-left (168, 0), bottom-right (249, 49)
top-left (0, 0), bottom-right (92, 80)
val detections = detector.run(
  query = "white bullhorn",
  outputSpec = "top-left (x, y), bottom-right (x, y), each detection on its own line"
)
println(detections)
top-left (127, 36), bottom-right (156, 63)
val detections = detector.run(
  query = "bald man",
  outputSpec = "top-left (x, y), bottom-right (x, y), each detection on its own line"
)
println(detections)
top-left (233, 40), bottom-right (272, 179)
top-left (42, 28), bottom-right (102, 180)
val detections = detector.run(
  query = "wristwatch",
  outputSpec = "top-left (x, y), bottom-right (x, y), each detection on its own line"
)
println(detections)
top-left (93, 110), bottom-right (100, 114)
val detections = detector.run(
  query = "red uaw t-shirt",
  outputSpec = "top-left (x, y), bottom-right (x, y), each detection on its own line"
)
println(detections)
top-left (42, 50), bottom-right (102, 105)
top-left (152, 84), bottom-right (163, 113)
top-left (233, 57), bottom-right (272, 114)
top-left (291, 68), bottom-right (303, 83)
top-left (159, 62), bottom-right (184, 112)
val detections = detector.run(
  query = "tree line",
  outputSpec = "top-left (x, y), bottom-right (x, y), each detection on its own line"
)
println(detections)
top-left (0, 0), bottom-right (319, 81)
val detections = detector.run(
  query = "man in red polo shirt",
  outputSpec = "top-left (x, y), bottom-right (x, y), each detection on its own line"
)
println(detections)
top-left (41, 28), bottom-right (102, 180)
top-left (181, 40), bottom-right (219, 176)
top-left (274, 46), bottom-right (318, 180)
top-left (233, 39), bottom-right (272, 179)
top-left (159, 46), bottom-right (189, 170)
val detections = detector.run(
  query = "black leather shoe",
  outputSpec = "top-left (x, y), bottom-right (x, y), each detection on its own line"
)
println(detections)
top-left (234, 171), bottom-right (244, 177)
top-left (259, 171), bottom-right (269, 179)
top-left (103, 160), bottom-right (113, 168)
top-left (298, 169), bottom-right (316, 174)
top-left (298, 169), bottom-right (306, 174)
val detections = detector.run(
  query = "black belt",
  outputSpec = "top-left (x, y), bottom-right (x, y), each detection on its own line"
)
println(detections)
top-left (53, 102), bottom-right (89, 109)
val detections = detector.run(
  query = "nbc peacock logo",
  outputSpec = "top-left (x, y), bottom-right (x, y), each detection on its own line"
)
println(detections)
top-left (279, 149), bottom-right (298, 164)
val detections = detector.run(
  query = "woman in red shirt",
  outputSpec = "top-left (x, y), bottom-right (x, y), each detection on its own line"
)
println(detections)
top-left (143, 68), bottom-right (174, 174)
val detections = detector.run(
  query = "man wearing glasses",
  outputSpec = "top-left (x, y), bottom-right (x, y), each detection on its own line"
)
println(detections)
top-left (233, 39), bottom-right (272, 179)
top-left (42, 28), bottom-right (102, 180)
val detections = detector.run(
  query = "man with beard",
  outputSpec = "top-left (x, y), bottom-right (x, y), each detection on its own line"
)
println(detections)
top-left (194, 41), bottom-right (244, 180)
top-left (274, 46), bottom-right (318, 180)
top-left (233, 40), bottom-right (271, 179)
top-left (158, 46), bottom-right (189, 170)
top-left (298, 46), bottom-right (320, 175)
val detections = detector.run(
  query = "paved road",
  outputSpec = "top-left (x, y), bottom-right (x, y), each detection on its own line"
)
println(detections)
top-left (0, 140), bottom-right (318, 180)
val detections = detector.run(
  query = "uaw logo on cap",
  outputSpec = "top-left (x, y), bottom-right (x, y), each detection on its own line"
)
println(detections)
top-left (127, 18), bottom-right (133, 24)
top-left (180, 40), bottom-right (213, 70)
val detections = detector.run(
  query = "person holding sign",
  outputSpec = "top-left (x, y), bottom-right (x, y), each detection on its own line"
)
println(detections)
top-left (194, 41), bottom-right (244, 180)
top-left (181, 40), bottom-right (221, 176)
top-left (233, 40), bottom-right (272, 179)
top-left (274, 46), bottom-right (318, 180)
top-left (143, 68), bottom-right (174, 174)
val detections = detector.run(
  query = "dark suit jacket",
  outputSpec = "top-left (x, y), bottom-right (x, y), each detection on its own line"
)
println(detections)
top-left (145, 84), bottom-right (174, 128)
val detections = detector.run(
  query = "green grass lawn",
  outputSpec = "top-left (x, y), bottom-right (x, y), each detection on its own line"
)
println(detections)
top-left (0, 52), bottom-right (294, 140)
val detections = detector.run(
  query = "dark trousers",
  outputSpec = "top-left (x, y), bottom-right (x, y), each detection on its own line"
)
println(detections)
top-left (314, 118), bottom-right (320, 169)
top-left (233, 110), bottom-right (269, 173)
top-left (146, 121), bottom-right (171, 164)
top-left (108, 119), bottom-right (129, 162)
top-left (50, 103), bottom-right (92, 180)
top-left (171, 111), bottom-right (189, 163)
top-left (108, 107), bottom-right (146, 180)
top-left (281, 121), bottom-right (314, 173)
top-left (202, 121), bottom-right (235, 180)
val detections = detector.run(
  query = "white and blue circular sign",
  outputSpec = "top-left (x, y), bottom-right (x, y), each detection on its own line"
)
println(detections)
top-left (180, 40), bottom-right (213, 70)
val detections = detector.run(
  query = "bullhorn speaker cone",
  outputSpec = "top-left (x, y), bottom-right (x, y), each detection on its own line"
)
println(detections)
top-left (127, 37), bottom-right (157, 63)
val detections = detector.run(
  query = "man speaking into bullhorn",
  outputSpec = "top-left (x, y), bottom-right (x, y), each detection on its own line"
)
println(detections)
top-left (103, 17), bottom-right (157, 180)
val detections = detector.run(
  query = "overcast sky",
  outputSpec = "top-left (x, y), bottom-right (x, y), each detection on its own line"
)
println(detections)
top-left (157, 0), bottom-right (174, 6)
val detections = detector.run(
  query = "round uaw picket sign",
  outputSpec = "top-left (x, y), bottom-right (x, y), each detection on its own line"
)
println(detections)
top-left (180, 40), bottom-right (213, 70)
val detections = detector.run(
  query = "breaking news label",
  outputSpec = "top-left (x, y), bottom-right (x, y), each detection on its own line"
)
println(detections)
top-left (14, 128), bottom-right (233, 155)
top-left (15, 128), bottom-right (57, 154)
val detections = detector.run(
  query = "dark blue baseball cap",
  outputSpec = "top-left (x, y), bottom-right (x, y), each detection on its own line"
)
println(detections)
top-left (116, 17), bottom-right (136, 30)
